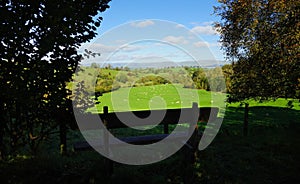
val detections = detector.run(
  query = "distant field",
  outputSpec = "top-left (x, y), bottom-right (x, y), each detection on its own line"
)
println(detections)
top-left (88, 84), bottom-right (299, 113)
top-left (87, 84), bottom-right (225, 113)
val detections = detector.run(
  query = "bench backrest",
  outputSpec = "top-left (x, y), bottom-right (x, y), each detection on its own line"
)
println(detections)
top-left (76, 103), bottom-right (219, 131)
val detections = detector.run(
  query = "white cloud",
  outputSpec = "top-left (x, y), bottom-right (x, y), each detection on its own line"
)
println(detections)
top-left (131, 20), bottom-right (155, 28)
top-left (87, 43), bottom-right (142, 53)
top-left (108, 54), bottom-right (132, 61)
top-left (163, 36), bottom-right (189, 44)
top-left (122, 45), bottom-right (143, 52)
top-left (115, 39), bottom-right (127, 44)
top-left (201, 21), bottom-right (215, 26)
top-left (209, 42), bottom-right (222, 47)
top-left (88, 43), bottom-right (117, 53)
top-left (194, 41), bottom-right (210, 47)
top-left (191, 25), bottom-right (218, 35)
top-left (153, 42), bottom-right (165, 46)
top-left (175, 24), bottom-right (185, 28)
top-left (193, 41), bottom-right (222, 48)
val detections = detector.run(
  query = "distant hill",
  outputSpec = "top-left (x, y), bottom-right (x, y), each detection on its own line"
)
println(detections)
top-left (82, 60), bottom-right (224, 69)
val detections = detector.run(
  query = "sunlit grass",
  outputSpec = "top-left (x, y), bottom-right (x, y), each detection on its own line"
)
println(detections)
top-left (88, 84), bottom-right (227, 113)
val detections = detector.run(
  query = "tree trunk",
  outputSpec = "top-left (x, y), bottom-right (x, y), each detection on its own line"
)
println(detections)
top-left (59, 123), bottom-right (67, 155)
top-left (0, 125), bottom-right (3, 160)
top-left (59, 115), bottom-right (67, 155)
top-left (243, 103), bottom-right (249, 136)
top-left (0, 101), bottom-right (5, 160)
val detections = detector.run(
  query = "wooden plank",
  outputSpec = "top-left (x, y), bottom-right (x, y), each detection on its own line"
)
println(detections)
top-left (74, 107), bottom-right (219, 130)
top-left (73, 132), bottom-right (190, 151)
top-left (199, 107), bottom-right (219, 122)
top-left (100, 108), bottom-right (193, 129)
top-left (103, 107), bottom-right (218, 129)
top-left (103, 106), bottom-right (109, 155)
top-left (73, 141), bottom-right (94, 151)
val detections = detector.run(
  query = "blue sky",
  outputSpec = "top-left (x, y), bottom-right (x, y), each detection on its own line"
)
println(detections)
top-left (81, 0), bottom-right (225, 66)
top-left (99, 0), bottom-right (220, 31)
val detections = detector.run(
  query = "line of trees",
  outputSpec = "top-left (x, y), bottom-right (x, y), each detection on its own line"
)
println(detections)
top-left (77, 64), bottom-right (231, 94)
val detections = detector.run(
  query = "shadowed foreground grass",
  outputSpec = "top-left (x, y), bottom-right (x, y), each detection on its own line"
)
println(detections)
top-left (0, 106), bottom-right (299, 184)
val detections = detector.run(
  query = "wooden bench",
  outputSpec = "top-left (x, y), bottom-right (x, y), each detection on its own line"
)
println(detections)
top-left (73, 102), bottom-right (219, 175)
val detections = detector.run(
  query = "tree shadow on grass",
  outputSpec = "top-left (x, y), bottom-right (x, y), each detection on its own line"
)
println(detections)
top-left (222, 106), bottom-right (300, 133)
top-left (247, 106), bottom-right (300, 126)
top-left (197, 106), bottom-right (300, 184)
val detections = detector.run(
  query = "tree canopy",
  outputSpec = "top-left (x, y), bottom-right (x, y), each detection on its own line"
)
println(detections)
top-left (0, 0), bottom-right (110, 157)
top-left (215, 0), bottom-right (300, 102)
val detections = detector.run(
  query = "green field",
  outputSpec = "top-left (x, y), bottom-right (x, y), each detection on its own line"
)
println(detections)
top-left (89, 84), bottom-right (299, 113)
top-left (90, 84), bottom-right (226, 113)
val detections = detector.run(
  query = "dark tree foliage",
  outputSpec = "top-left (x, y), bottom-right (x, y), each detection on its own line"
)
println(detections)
top-left (192, 69), bottom-right (210, 90)
top-left (215, 0), bottom-right (299, 135)
top-left (0, 0), bottom-right (110, 157)
top-left (221, 64), bottom-right (233, 93)
top-left (215, 0), bottom-right (299, 102)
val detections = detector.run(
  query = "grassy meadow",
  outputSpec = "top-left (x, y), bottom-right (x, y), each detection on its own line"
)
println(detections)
top-left (1, 68), bottom-right (300, 184)
top-left (90, 84), bottom-right (227, 113)
top-left (1, 88), bottom-right (299, 183)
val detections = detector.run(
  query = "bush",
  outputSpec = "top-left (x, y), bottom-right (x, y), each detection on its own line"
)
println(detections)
top-left (115, 73), bottom-right (128, 83)
top-left (136, 75), bottom-right (170, 86)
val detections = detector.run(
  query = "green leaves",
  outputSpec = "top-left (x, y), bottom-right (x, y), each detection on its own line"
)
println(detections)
top-left (215, 0), bottom-right (300, 102)
top-left (0, 0), bottom-right (111, 156)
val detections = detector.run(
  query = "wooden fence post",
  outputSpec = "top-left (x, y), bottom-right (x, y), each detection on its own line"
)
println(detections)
top-left (103, 106), bottom-right (113, 176)
top-left (243, 103), bottom-right (249, 136)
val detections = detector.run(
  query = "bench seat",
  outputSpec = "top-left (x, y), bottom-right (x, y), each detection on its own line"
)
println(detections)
top-left (73, 131), bottom-right (197, 151)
